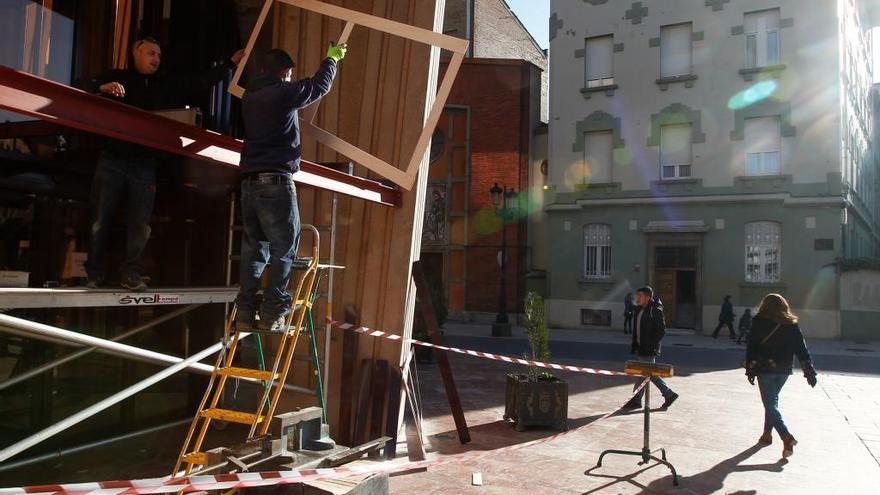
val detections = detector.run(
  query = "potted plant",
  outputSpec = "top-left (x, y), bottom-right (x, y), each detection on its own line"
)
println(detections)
top-left (504, 292), bottom-right (568, 431)
top-left (413, 280), bottom-right (448, 364)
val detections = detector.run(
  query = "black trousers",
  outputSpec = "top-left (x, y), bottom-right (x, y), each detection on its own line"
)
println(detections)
top-left (712, 320), bottom-right (735, 338)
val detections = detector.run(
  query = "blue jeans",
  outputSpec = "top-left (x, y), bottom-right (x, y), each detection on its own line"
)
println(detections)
top-left (631, 355), bottom-right (673, 403)
top-left (234, 173), bottom-right (300, 321)
top-left (758, 373), bottom-right (790, 436)
top-left (85, 152), bottom-right (156, 279)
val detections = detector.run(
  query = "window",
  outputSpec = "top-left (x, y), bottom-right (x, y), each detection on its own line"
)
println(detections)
top-left (581, 309), bottom-right (612, 326)
top-left (744, 117), bottom-right (781, 175)
top-left (584, 224), bottom-right (612, 279)
top-left (660, 23), bottom-right (692, 78)
top-left (585, 35), bottom-right (614, 88)
top-left (745, 222), bottom-right (781, 283)
top-left (660, 124), bottom-right (692, 179)
top-left (583, 131), bottom-right (613, 183)
top-left (745, 9), bottom-right (780, 68)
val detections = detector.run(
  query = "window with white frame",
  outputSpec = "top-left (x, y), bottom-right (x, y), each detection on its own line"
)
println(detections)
top-left (660, 124), bottom-right (692, 179)
top-left (745, 9), bottom-right (780, 68)
top-left (585, 35), bottom-right (614, 88)
top-left (583, 130), bottom-right (613, 184)
top-left (660, 23), bottom-right (693, 78)
top-left (744, 116), bottom-right (781, 175)
top-left (745, 221), bottom-right (781, 283)
top-left (584, 224), bottom-right (612, 279)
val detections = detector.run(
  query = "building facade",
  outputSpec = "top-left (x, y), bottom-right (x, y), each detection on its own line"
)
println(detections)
top-left (542, 0), bottom-right (880, 338)
top-left (421, 0), bottom-right (546, 321)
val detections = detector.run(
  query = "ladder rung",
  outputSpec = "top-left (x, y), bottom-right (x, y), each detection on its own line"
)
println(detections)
top-left (201, 408), bottom-right (264, 425)
top-left (182, 452), bottom-right (206, 465)
top-left (217, 367), bottom-right (278, 381)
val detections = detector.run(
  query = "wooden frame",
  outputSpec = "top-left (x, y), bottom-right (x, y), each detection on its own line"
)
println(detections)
top-left (229, 0), bottom-right (468, 190)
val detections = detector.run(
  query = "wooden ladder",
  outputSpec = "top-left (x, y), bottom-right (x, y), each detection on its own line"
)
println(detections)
top-left (171, 225), bottom-right (322, 477)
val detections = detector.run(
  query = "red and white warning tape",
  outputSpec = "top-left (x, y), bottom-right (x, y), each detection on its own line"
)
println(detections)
top-left (0, 379), bottom-right (649, 495)
top-left (325, 319), bottom-right (629, 377)
top-left (0, 320), bottom-right (646, 494)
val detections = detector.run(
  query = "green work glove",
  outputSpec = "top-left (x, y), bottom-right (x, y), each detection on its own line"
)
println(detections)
top-left (327, 42), bottom-right (347, 63)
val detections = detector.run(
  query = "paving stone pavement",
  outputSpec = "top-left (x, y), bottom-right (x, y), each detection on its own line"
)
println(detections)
top-left (389, 343), bottom-right (880, 494)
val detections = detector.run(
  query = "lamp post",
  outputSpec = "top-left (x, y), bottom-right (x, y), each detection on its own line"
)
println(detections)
top-left (490, 182), bottom-right (517, 337)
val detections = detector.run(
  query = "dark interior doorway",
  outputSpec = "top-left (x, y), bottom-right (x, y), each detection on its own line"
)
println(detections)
top-left (653, 246), bottom-right (698, 329)
top-left (675, 270), bottom-right (697, 328)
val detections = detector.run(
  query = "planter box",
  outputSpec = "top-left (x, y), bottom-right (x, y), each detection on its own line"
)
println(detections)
top-left (503, 373), bottom-right (568, 431)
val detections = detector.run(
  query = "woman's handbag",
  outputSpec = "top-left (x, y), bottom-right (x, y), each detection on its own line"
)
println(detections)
top-left (742, 324), bottom-right (781, 372)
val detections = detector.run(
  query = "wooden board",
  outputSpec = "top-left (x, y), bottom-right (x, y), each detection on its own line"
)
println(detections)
top-left (264, 0), bottom-right (446, 447)
top-left (230, 0), bottom-right (467, 190)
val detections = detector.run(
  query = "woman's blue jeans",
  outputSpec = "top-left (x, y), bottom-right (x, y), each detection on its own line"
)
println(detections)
top-left (758, 373), bottom-right (790, 436)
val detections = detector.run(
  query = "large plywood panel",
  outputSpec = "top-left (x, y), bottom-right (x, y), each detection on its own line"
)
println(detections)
top-left (272, 0), bottom-right (447, 436)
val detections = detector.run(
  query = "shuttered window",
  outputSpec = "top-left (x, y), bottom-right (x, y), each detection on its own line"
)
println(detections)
top-left (661, 23), bottom-right (692, 77)
top-left (584, 131), bottom-right (613, 183)
top-left (745, 9), bottom-right (780, 68)
top-left (745, 116), bottom-right (781, 175)
top-left (660, 124), bottom-right (692, 179)
top-left (585, 35), bottom-right (614, 87)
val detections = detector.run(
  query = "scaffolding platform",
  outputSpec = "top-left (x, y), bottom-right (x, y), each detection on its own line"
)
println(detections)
top-left (0, 286), bottom-right (238, 309)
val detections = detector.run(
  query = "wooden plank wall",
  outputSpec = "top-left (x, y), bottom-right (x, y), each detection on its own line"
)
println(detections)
top-left (269, 0), bottom-right (442, 437)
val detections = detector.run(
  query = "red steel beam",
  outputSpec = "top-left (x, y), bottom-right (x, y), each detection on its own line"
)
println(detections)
top-left (0, 65), bottom-right (401, 207)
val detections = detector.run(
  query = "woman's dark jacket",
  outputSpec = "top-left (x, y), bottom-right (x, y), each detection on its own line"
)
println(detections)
top-left (745, 315), bottom-right (814, 375)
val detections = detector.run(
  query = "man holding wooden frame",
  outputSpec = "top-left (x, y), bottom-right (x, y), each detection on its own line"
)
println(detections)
top-left (235, 42), bottom-right (348, 332)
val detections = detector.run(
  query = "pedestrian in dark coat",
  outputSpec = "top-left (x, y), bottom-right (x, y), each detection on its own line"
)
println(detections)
top-left (623, 286), bottom-right (679, 410)
top-left (712, 295), bottom-right (736, 339)
top-left (744, 293), bottom-right (817, 459)
top-left (623, 292), bottom-right (634, 334)
top-left (737, 308), bottom-right (753, 344)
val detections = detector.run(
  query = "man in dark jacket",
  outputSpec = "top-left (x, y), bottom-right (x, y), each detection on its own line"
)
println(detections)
top-left (234, 43), bottom-right (346, 333)
top-left (623, 286), bottom-right (679, 410)
top-left (84, 37), bottom-right (244, 291)
top-left (712, 295), bottom-right (736, 339)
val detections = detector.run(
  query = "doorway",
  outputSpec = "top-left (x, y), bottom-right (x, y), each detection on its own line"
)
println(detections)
top-left (653, 246), bottom-right (698, 329)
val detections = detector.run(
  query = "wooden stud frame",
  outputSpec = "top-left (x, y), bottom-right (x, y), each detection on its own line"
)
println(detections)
top-left (229, 0), bottom-right (469, 190)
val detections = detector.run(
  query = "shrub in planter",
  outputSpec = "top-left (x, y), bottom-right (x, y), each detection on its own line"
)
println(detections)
top-left (503, 292), bottom-right (568, 431)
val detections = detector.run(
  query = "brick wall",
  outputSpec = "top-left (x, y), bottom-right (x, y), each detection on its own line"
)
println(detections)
top-left (440, 58), bottom-right (534, 313)
top-left (444, 0), bottom-right (548, 122)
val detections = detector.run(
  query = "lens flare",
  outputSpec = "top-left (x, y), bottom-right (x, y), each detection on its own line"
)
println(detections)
top-left (728, 80), bottom-right (778, 110)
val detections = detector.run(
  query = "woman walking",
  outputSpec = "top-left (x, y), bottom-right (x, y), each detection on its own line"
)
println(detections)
top-left (744, 293), bottom-right (817, 458)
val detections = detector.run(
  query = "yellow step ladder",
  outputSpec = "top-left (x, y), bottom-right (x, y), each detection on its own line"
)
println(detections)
top-left (171, 225), bottom-right (322, 477)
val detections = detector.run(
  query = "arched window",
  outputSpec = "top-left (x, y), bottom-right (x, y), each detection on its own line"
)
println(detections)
top-left (584, 224), bottom-right (612, 279)
top-left (745, 222), bottom-right (781, 283)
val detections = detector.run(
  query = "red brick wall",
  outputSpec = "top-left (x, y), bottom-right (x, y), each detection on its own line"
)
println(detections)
top-left (439, 58), bottom-right (531, 314)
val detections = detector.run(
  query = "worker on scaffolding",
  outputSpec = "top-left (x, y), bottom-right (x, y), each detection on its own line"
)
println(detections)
top-left (234, 43), bottom-right (347, 333)
top-left (84, 37), bottom-right (245, 291)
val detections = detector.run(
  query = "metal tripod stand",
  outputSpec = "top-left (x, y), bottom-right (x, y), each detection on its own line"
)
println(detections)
top-left (597, 372), bottom-right (679, 486)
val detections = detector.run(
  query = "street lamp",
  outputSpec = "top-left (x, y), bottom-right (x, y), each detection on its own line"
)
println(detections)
top-left (490, 182), bottom-right (517, 337)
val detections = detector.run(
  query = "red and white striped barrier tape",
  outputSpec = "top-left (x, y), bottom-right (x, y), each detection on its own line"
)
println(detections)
top-left (325, 319), bottom-right (629, 377)
top-left (1, 379), bottom-right (649, 495)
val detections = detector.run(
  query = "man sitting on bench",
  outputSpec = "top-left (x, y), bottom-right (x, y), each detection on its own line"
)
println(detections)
top-left (235, 43), bottom-right (347, 332)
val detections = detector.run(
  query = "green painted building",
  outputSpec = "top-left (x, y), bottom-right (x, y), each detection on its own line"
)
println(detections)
top-left (536, 0), bottom-right (880, 339)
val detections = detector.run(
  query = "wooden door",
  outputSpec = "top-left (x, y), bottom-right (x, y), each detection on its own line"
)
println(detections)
top-left (654, 269), bottom-right (676, 325)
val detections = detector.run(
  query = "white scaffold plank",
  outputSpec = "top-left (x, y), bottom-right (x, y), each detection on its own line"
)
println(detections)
top-left (0, 287), bottom-right (238, 309)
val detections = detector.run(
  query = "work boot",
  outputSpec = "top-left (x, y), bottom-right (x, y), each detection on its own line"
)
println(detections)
top-left (661, 392), bottom-right (679, 409)
top-left (121, 273), bottom-right (147, 292)
top-left (781, 433), bottom-right (797, 458)
top-left (758, 432), bottom-right (773, 445)
top-left (235, 314), bottom-right (255, 332)
top-left (258, 313), bottom-right (288, 333)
